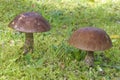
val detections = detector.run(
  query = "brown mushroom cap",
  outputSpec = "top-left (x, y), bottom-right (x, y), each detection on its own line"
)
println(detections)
top-left (8, 12), bottom-right (50, 33)
top-left (69, 27), bottom-right (112, 51)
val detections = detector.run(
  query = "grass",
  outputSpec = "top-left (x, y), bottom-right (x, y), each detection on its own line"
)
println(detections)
top-left (0, 0), bottom-right (120, 80)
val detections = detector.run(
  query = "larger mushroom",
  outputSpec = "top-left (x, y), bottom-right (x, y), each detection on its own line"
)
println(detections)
top-left (69, 27), bottom-right (112, 66)
top-left (8, 12), bottom-right (50, 54)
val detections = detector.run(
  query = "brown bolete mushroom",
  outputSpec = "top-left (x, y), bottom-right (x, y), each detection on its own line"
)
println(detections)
top-left (69, 27), bottom-right (112, 66)
top-left (8, 12), bottom-right (50, 54)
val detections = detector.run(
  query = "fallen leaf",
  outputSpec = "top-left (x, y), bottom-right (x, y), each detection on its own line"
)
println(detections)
top-left (110, 35), bottom-right (120, 39)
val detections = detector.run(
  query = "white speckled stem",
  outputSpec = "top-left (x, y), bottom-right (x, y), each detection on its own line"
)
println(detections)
top-left (23, 33), bottom-right (34, 54)
top-left (84, 51), bottom-right (94, 67)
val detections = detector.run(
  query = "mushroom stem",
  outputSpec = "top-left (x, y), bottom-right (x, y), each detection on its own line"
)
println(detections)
top-left (23, 33), bottom-right (34, 54)
top-left (84, 51), bottom-right (94, 67)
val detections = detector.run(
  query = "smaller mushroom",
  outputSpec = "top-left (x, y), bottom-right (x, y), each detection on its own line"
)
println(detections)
top-left (68, 27), bottom-right (112, 67)
top-left (8, 12), bottom-right (50, 54)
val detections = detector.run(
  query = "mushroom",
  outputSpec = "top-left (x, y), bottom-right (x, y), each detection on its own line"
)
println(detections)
top-left (8, 12), bottom-right (50, 54)
top-left (68, 27), bottom-right (112, 66)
